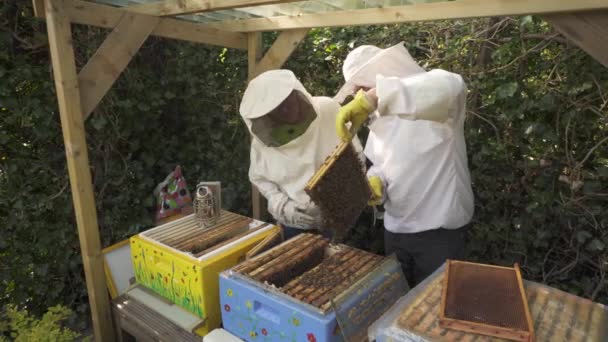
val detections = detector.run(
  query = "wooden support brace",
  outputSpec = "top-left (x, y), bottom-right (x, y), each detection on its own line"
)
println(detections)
top-left (543, 10), bottom-right (608, 67)
top-left (254, 28), bottom-right (310, 76)
top-left (43, 0), bottom-right (114, 340)
top-left (79, 13), bottom-right (160, 119)
top-left (32, 0), bottom-right (247, 50)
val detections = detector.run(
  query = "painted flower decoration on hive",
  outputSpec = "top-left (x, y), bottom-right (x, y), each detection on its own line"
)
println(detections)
top-left (292, 317), bottom-right (301, 327)
top-left (307, 333), bottom-right (316, 342)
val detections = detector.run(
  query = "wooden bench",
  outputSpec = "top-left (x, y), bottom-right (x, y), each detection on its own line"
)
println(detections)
top-left (112, 293), bottom-right (202, 342)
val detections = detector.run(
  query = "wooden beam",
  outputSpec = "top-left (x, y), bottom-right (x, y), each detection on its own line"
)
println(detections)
top-left (79, 14), bottom-right (159, 119)
top-left (126, 0), bottom-right (301, 17)
top-left (32, 0), bottom-right (45, 17)
top-left (201, 0), bottom-right (608, 32)
top-left (247, 32), bottom-right (266, 220)
top-left (544, 10), bottom-right (608, 67)
top-left (255, 29), bottom-right (309, 75)
top-left (33, 0), bottom-right (247, 49)
top-left (43, 0), bottom-right (114, 340)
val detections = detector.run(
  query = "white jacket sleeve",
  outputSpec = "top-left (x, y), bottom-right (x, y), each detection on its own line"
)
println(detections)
top-left (248, 145), bottom-right (289, 220)
top-left (376, 69), bottom-right (465, 123)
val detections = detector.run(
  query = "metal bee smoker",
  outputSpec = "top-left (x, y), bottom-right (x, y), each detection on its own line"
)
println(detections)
top-left (193, 181), bottom-right (222, 228)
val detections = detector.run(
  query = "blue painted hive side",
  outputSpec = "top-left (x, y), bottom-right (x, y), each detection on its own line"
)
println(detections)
top-left (220, 272), bottom-right (341, 342)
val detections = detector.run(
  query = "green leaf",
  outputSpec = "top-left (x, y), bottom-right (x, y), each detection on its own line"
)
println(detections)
top-left (90, 115), bottom-right (107, 130)
top-left (597, 166), bottom-right (608, 177)
top-left (519, 16), bottom-right (533, 27)
top-left (496, 82), bottom-right (518, 99)
top-left (576, 230), bottom-right (592, 244)
top-left (586, 239), bottom-right (605, 252)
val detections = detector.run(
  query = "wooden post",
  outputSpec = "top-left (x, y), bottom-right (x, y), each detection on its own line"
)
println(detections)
top-left (246, 29), bottom-right (309, 220)
top-left (247, 32), bottom-right (266, 220)
top-left (43, 0), bottom-right (114, 340)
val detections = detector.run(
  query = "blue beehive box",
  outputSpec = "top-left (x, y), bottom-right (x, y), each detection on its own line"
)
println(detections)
top-left (219, 234), bottom-right (408, 342)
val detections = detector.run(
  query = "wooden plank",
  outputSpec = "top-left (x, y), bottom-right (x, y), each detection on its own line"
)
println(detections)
top-left (32, 0), bottom-right (45, 17)
top-left (79, 13), bottom-right (159, 119)
top-left (544, 10), bottom-right (608, 67)
top-left (254, 28), bottom-right (309, 76)
top-left (516, 264), bottom-right (536, 341)
top-left (43, 0), bottom-right (114, 340)
top-left (113, 294), bottom-right (201, 342)
top-left (126, 0), bottom-right (302, 17)
top-left (201, 0), bottom-right (608, 32)
top-left (234, 233), bottom-right (310, 273)
top-left (33, 0), bottom-right (247, 49)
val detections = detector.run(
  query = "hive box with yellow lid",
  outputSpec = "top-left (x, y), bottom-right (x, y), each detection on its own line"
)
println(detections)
top-left (130, 210), bottom-right (281, 336)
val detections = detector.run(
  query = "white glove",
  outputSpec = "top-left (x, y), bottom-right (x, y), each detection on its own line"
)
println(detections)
top-left (280, 200), bottom-right (315, 229)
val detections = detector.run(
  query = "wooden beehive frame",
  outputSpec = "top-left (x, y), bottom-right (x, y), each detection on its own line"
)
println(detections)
top-left (143, 211), bottom-right (252, 255)
top-left (245, 227), bottom-right (283, 259)
top-left (305, 141), bottom-right (349, 191)
top-left (234, 233), bottom-right (383, 312)
top-left (439, 260), bottom-right (535, 342)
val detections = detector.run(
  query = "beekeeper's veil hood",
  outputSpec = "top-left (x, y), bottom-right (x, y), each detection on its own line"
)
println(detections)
top-left (334, 42), bottom-right (425, 103)
top-left (240, 69), bottom-right (318, 147)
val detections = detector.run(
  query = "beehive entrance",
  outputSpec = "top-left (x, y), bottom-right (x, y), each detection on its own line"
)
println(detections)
top-left (143, 211), bottom-right (253, 257)
top-left (305, 142), bottom-right (371, 237)
top-left (234, 233), bottom-right (383, 311)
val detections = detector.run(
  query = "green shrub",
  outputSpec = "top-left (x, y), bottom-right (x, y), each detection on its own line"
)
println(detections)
top-left (0, 305), bottom-right (80, 342)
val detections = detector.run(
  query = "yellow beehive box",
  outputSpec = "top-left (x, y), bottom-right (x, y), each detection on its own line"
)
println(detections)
top-left (130, 211), bottom-right (280, 336)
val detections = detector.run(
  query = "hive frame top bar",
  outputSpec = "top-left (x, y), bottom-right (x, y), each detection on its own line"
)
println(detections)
top-left (140, 213), bottom-right (274, 261)
top-left (227, 270), bottom-right (330, 316)
top-left (229, 240), bottom-right (351, 315)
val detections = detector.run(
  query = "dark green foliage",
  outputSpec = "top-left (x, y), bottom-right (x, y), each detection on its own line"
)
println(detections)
top-left (1, 1), bottom-right (606, 330)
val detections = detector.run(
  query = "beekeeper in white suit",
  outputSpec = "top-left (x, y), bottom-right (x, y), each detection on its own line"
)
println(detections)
top-left (335, 42), bottom-right (474, 286)
top-left (240, 69), bottom-right (363, 239)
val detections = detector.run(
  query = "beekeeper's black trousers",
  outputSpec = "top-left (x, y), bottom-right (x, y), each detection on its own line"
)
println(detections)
top-left (384, 225), bottom-right (467, 288)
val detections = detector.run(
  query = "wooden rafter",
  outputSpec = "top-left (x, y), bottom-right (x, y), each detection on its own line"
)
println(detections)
top-left (33, 0), bottom-right (247, 49)
top-left (201, 0), bottom-right (608, 32)
top-left (79, 13), bottom-right (160, 118)
top-left (254, 29), bottom-right (309, 76)
top-left (43, 0), bottom-right (114, 340)
top-left (126, 0), bottom-right (302, 17)
top-left (544, 10), bottom-right (608, 67)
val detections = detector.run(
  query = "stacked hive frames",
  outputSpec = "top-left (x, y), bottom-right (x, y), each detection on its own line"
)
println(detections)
top-left (234, 233), bottom-right (383, 312)
top-left (143, 210), bottom-right (252, 256)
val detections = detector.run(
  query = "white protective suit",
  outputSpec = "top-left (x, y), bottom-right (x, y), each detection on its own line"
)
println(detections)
top-left (241, 69), bottom-right (363, 229)
top-left (336, 42), bottom-right (474, 234)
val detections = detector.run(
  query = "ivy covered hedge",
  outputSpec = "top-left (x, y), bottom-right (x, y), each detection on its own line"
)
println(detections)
top-left (1, 1), bottom-right (606, 329)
